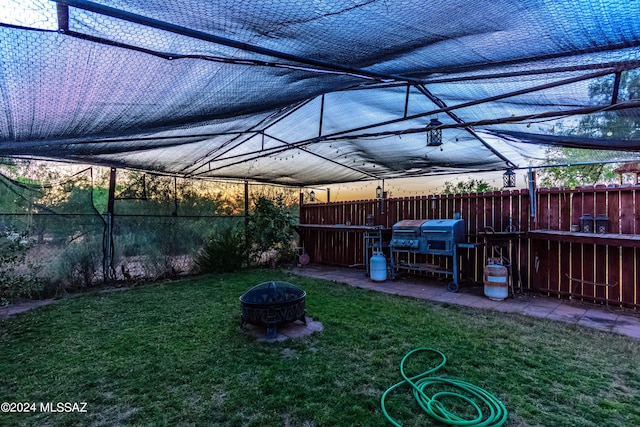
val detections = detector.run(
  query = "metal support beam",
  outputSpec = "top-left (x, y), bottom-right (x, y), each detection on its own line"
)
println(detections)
top-left (319, 94), bottom-right (325, 137)
top-left (244, 180), bottom-right (250, 265)
top-left (322, 100), bottom-right (640, 142)
top-left (416, 84), bottom-right (516, 169)
top-left (197, 131), bottom-right (379, 180)
top-left (107, 167), bottom-right (116, 216)
top-left (53, 0), bottom-right (404, 83)
top-left (56, 3), bottom-right (69, 32)
top-left (300, 68), bottom-right (619, 146)
top-left (184, 99), bottom-right (314, 176)
top-left (403, 84), bottom-right (411, 118)
top-left (104, 167), bottom-right (117, 282)
top-left (173, 176), bottom-right (178, 216)
top-left (53, 1), bottom-right (640, 86)
top-left (612, 71), bottom-right (622, 105)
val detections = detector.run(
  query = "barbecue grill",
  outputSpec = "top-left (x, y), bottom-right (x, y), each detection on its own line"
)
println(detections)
top-left (389, 217), bottom-right (476, 291)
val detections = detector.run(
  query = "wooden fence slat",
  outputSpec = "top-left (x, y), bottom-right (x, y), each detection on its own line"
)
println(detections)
top-left (634, 186), bottom-right (640, 234)
top-left (570, 190), bottom-right (582, 230)
top-left (608, 246), bottom-right (621, 304)
top-left (595, 244), bottom-right (608, 302)
top-left (300, 186), bottom-right (640, 308)
top-left (570, 240), bottom-right (583, 298)
top-left (559, 191), bottom-right (571, 231)
top-left (618, 188), bottom-right (633, 234)
top-left (531, 240), bottom-right (550, 293)
top-left (538, 190), bottom-right (550, 230)
top-left (582, 243), bottom-right (596, 302)
top-left (548, 240), bottom-right (561, 294)
top-left (608, 188), bottom-right (620, 234)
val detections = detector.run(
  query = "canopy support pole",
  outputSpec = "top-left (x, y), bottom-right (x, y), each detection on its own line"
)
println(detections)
top-left (319, 95), bottom-right (325, 137)
top-left (611, 71), bottom-right (622, 105)
top-left (56, 3), bottom-right (69, 31)
top-left (404, 84), bottom-right (411, 118)
top-left (528, 168), bottom-right (537, 229)
top-left (103, 167), bottom-right (117, 283)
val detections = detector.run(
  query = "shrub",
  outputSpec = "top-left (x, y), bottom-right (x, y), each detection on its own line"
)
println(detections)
top-left (0, 229), bottom-right (41, 305)
top-left (52, 239), bottom-right (101, 290)
top-left (195, 225), bottom-right (245, 273)
top-left (245, 195), bottom-right (296, 266)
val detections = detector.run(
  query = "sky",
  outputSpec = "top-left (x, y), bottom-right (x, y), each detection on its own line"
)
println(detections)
top-left (1, 0), bottom-right (57, 29)
top-left (316, 170), bottom-right (527, 203)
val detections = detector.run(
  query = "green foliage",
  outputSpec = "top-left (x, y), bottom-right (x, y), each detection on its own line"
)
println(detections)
top-left (0, 161), bottom-right (304, 294)
top-left (245, 195), bottom-right (296, 265)
top-left (1, 271), bottom-right (639, 426)
top-left (442, 178), bottom-right (499, 194)
top-left (539, 70), bottom-right (640, 188)
top-left (195, 224), bottom-right (245, 273)
top-left (115, 172), bottom-right (243, 216)
top-left (538, 147), bottom-right (618, 188)
top-left (195, 195), bottom-right (297, 272)
top-left (580, 70), bottom-right (640, 140)
top-left (52, 238), bottom-right (102, 289)
top-left (0, 229), bottom-right (40, 305)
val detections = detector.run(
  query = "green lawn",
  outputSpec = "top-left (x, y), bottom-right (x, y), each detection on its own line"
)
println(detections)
top-left (1, 270), bottom-right (639, 426)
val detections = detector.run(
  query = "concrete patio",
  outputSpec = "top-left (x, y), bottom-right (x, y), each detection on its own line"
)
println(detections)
top-left (292, 264), bottom-right (640, 340)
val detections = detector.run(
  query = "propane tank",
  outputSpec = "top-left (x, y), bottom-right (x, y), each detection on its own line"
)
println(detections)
top-left (370, 251), bottom-right (387, 282)
top-left (483, 259), bottom-right (509, 301)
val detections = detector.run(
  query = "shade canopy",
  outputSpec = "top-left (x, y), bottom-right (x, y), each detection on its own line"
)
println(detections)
top-left (1, 0), bottom-right (640, 186)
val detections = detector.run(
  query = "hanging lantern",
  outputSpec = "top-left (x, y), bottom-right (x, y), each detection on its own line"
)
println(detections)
top-left (376, 185), bottom-right (383, 199)
top-left (309, 190), bottom-right (315, 202)
top-left (426, 118), bottom-right (443, 146)
top-left (503, 169), bottom-right (516, 188)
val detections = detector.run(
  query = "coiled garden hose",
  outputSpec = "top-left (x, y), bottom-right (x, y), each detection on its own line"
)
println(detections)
top-left (381, 348), bottom-right (508, 427)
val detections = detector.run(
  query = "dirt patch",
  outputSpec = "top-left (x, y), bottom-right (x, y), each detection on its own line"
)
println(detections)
top-left (0, 298), bottom-right (58, 318)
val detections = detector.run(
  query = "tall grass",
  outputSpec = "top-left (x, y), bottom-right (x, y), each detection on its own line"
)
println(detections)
top-left (1, 270), bottom-right (639, 426)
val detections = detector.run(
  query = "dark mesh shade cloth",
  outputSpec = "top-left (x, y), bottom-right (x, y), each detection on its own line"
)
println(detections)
top-left (1, 0), bottom-right (640, 185)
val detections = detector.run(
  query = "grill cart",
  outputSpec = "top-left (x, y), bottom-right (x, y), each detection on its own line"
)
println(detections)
top-left (389, 217), bottom-right (478, 292)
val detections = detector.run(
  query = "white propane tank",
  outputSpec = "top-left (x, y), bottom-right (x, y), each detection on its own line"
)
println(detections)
top-left (483, 261), bottom-right (509, 301)
top-left (370, 251), bottom-right (387, 282)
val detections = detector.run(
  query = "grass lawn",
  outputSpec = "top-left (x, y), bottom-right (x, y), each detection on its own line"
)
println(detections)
top-left (1, 269), bottom-right (640, 426)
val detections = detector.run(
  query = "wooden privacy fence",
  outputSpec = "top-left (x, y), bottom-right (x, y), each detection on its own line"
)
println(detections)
top-left (298, 184), bottom-right (640, 309)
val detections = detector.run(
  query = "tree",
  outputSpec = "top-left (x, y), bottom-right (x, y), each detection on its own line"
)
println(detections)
top-left (537, 70), bottom-right (640, 188)
top-left (538, 147), bottom-right (618, 188)
top-left (442, 178), bottom-right (499, 194)
top-left (245, 195), bottom-right (296, 265)
top-left (195, 194), bottom-right (297, 272)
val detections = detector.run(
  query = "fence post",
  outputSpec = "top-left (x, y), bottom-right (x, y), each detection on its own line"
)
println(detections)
top-left (103, 167), bottom-right (117, 282)
top-left (103, 212), bottom-right (114, 282)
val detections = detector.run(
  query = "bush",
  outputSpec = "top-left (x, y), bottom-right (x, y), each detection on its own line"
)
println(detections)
top-left (245, 195), bottom-right (296, 266)
top-left (0, 229), bottom-right (41, 305)
top-left (195, 225), bottom-right (245, 273)
top-left (52, 239), bottom-right (101, 290)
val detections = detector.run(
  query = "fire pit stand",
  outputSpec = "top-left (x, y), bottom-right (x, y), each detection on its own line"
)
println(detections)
top-left (240, 281), bottom-right (306, 339)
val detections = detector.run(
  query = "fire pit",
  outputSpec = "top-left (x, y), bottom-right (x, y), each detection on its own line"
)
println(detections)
top-left (240, 281), bottom-right (306, 339)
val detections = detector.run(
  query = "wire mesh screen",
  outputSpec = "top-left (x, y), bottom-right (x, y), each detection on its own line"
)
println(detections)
top-left (1, 1), bottom-right (639, 185)
top-left (111, 172), bottom-right (246, 281)
top-left (0, 162), bottom-right (105, 301)
top-left (0, 160), bottom-right (297, 302)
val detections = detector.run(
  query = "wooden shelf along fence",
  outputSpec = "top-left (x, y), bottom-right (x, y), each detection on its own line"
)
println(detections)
top-left (298, 184), bottom-right (640, 309)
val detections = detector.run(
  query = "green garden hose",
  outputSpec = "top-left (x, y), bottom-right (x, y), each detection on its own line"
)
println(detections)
top-left (381, 348), bottom-right (508, 427)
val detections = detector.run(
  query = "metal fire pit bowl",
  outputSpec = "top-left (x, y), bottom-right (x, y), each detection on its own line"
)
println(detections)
top-left (240, 281), bottom-right (306, 339)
